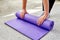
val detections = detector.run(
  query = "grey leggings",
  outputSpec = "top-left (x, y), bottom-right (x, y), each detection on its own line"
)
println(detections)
top-left (43, 0), bottom-right (55, 13)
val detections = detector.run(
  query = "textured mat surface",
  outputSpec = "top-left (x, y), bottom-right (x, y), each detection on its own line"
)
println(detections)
top-left (5, 11), bottom-right (54, 40)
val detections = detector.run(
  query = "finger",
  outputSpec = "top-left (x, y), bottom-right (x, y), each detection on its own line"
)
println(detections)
top-left (20, 14), bottom-right (24, 19)
top-left (37, 20), bottom-right (41, 26)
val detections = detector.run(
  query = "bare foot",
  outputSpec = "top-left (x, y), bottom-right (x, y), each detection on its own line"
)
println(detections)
top-left (37, 15), bottom-right (48, 26)
top-left (20, 9), bottom-right (27, 19)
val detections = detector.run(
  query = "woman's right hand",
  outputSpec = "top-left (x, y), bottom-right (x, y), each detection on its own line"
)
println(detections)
top-left (20, 9), bottom-right (27, 19)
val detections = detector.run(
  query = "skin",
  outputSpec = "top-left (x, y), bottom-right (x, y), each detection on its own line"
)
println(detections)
top-left (20, 0), bottom-right (49, 26)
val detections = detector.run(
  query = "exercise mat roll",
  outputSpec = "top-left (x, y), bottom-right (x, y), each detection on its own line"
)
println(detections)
top-left (16, 11), bottom-right (54, 31)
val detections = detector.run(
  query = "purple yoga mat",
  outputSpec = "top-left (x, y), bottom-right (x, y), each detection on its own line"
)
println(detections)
top-left (16, 11), bottom-right (54, 31)
top-left (5, 11), bottom-right (54, 40)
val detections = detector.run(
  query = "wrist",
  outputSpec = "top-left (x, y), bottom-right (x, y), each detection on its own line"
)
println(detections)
top-left (43, 14), bottom-right (48, 19)
top-left (22, 9), bottom-right (26, 11)
top-left (22, 9), bottom-right (27, 12)
top-left (21, 9), bottom-right (27, 14)
top-left (44, 12), bottom-right (48, 17)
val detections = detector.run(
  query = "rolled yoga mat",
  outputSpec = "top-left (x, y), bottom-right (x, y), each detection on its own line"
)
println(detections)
top-left (5, 11), bottom-right (54, 40)
top-left (16, 11), bottom-right (54, 31)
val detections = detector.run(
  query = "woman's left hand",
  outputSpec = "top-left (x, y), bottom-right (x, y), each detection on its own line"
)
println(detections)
top-left (37, 14), bottom-right (48, 26)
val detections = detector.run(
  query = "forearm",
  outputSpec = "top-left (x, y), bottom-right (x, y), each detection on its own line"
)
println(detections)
top-left (43, 0), bottom-right (49, 16)
top-left (22, 0), bottom-right (27, 10)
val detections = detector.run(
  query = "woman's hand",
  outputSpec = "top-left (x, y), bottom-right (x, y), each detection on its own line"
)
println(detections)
top-left (37, 14), bottom-right (48, 26)
top-left (20, 9), bottom-right (27, 19)
top-left (37, 0), bottom-right (49, 26)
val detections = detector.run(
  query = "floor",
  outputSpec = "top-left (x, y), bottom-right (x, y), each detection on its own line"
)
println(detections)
top-left (0, 0), bottom-right (60, 40)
